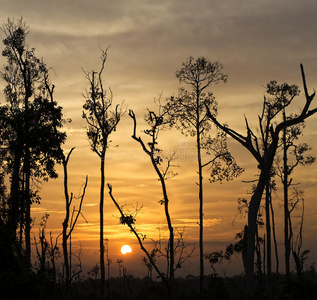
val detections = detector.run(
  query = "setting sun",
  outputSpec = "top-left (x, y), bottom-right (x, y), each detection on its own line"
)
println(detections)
top-left (121, 245), bottom-right (132, 255)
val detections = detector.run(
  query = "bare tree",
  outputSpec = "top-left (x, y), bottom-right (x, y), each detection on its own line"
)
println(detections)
top-left (34, 213), bottom-right (50, 276)
top-left (43, 70), bottom-right (88, 291)
top-left (34, 213), bottom-right (60, 288)
top-left (151, 226), bottom-right (196, 280)
top-left (129, 104), bottom-right (178, 292)
top-left (142, 250), bottom-right (156, 279)
top-left (82, 47), bottom-right (124, 299)
top-left (290, 188), bottom-right (309, 278)
top-left (68, 189), bottom-right (88, 283)
top-left (206, 64), bottom-right (317, 296)
top-left (88, 263), bottom-right (100, 280)
top-left (59, 150), bottom-right (88, 290)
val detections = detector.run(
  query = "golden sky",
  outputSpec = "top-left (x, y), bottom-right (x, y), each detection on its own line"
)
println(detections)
top-left (1, 0), bottom-right (317, 278)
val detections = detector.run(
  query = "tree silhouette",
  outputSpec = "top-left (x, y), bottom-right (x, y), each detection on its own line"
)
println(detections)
top-left (165, 56), bottom-right (243, 294)
top-left (34, 213), bottom-right (59, 287)
top-left (273, 108), bottom-right (315, 277)
top-left (129, 98), bottom-right (198, 294)
top-left (40, 54), bottom-right (90, 291)
top-left (129, 104), bottom-right (177, 293)
top-left (206, 64), bottom-right (317, 296)
top-left (0, 17), bottom-right (65, 269)
top-left (82, 47), bottom-right (124, 300)
top-left (289, 188), bottom-right (309, 278)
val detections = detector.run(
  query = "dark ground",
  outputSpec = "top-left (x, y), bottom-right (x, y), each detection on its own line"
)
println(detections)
top-left (2, 269), bottom-right (317, 300)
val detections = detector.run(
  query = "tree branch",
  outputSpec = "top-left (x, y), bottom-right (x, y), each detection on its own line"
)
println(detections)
top-left (108, 184), bottom-right (169, 288)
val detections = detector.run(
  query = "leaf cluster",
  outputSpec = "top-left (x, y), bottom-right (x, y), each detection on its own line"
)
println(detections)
top-left (119, 214), bottom-right (136, 226)
top-left (164, 90), bottom-right (217, 137)
top-left (204, 230), bottom-right (244, 274)
top-left (0, 18), bottom-right (67, 182)
top-left (176, 56), bottom-right (228, 89)
top-left (266, 80), bottom-right (300, 111)
top-left (203, 130), bottom-right (244, 183)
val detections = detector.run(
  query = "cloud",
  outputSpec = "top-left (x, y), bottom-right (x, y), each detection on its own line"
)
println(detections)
top-left (173, 218), bottom-right (222, 228)
top-left (84, 203), bottom-right (98, 207)
top-left (32, 207), bottom-right (64, 214)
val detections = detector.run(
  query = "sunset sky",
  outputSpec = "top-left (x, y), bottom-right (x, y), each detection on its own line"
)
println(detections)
top-left (1, 0), bottom-right (317, 278)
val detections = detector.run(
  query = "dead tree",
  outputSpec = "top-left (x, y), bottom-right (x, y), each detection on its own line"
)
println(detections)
top-left (129, 105), bottom-right (177, 292)
top-left (82, 47), bottom-right (124, 300)
top-left (34, 213), bottom-right (59, 287)
top-left (68, 182), bottom-right (88, 282)
top-left (289, 188), bottom-right (309, 278)
top-left (151, 226), bottom-right (197, 280)
top-left (44, 72), bottom-right (88, 291)
top-left (59, 157), bottom-right (88, 290)
top-left (34, 214), bottom-right (50, 277)
top-left (206, 64), bottom-right (317, 296)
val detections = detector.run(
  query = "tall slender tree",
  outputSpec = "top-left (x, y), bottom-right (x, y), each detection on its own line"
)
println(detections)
top-left (129, 104), bottom-right (177, 294)
top-left (82, 48), bottom-right (124, 300)
top-left (274, 120), bottom-right (315, 276)
top-left (44, 71), bottom-right (88, 291)
top-left (165, 57), bottom-right (243, 293)
top-left (290, 188), bottom-right (308, 278)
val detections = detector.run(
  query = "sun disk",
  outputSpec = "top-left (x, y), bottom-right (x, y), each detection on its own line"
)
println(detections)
top-left (121, 244), bottom-right (132, 255)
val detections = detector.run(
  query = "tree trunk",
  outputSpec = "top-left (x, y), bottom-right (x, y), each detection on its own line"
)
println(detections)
top-left (197, 121), bottom-right (204, 295)
top-left (265, 182), bottom-right (272, 300)
top-left (245, 169), bottom-right (268, 295)
top-left (167, 207), bottom-right (174, 292)
top-left (100, 155), bottom-right (106, 300)
top-left (283, 113), bottom-right (291, 277)
top-left (8, 143), bottom-right (23, 242)
top-left (292, 251), bottom-right (302, 278)
top-left (255, 225), bottom-right (262, 279)
top-left (194, 87), bottom-right (205, 295)
top-left (24, 149), bottom-right (31, 271)
top-left (160, 173), bottom-right (174, 291)
top-left (62, 160), bottom-right (70, 290)
top-left (152, 151), bottom-right (174, 293)
top-left (270, 195), bottom-right (279, 274)
top-left (19, 173), bottom-right (25, 250)
top-left (69, 224), bottom-right (72, 281)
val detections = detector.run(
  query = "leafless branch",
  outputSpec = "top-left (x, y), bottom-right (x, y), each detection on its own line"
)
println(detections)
top-left (108, 184), bottom-right (169, 288)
